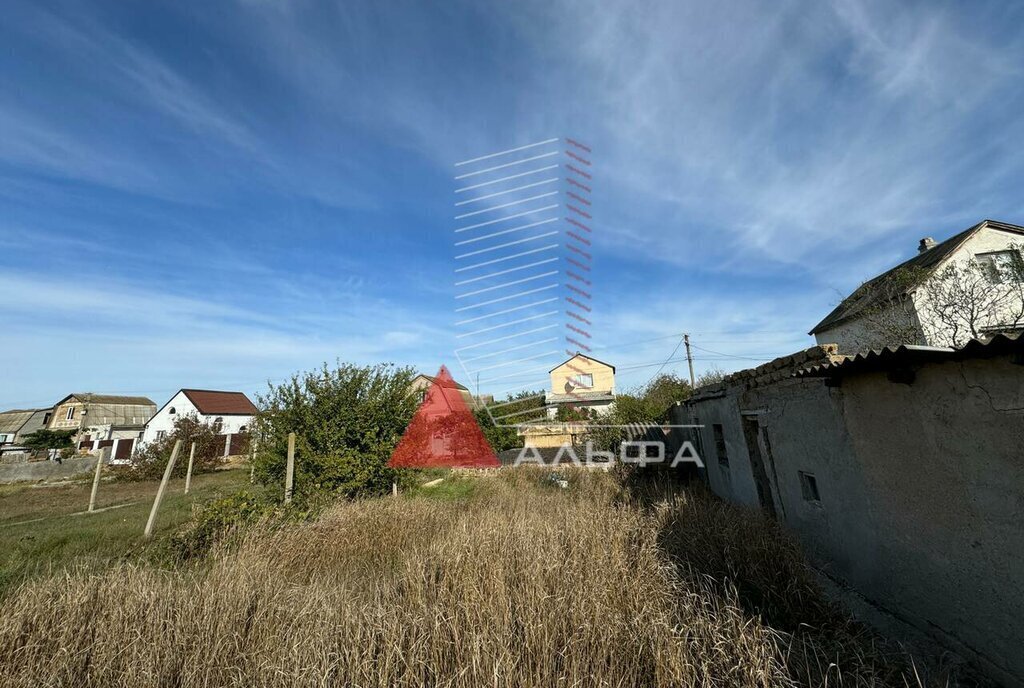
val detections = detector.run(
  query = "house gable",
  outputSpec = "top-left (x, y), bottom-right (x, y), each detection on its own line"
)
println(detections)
top-left (548, 353), bottom-right (616, 396)
top-left (810, 219), bottom-right (1024, 337)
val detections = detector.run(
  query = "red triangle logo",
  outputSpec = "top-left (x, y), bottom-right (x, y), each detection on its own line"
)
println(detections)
top-left (389, 365), bottom-right (500, 469)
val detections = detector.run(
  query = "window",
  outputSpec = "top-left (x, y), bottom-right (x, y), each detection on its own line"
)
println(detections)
top-left (65, 407), bottom-right (75, 421)
top-left (572, 373), bottom-right (594, 388)
top-left (799, 471), bottom-right (821, 502)
top-left (169, 407), bottom-right (176, 415)
top-left (712, 424), bottom-right (728, 466)
top-left (156, 430), bottom-right (167, 440)
top-left (213, 417), bottom-right (224, 432)
top-left (975, 250), bottom-right (1022, 284)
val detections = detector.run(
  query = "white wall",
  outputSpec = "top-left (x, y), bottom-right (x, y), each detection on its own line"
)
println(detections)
top-left (142, 391), bottom-right (252, 445)
top-left (912, 225), bottom-right (1024, 346)
top-left (816, 225), bottom-right (1024, 353)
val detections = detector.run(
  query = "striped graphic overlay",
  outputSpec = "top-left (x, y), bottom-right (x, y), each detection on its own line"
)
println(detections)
top-left (452, 138), bottom-right (594, 428)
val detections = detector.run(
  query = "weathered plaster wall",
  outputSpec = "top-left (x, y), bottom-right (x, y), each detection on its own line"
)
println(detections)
top-left (834, 356), bottom-right (1024, 683)
top-left (685, 354), bottom-right (1024, 684)
top-left (673, 394), bottom-right (761, 508)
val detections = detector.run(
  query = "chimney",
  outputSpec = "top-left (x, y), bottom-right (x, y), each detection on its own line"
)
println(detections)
top-left (918, 237), bottom-right (937, 253)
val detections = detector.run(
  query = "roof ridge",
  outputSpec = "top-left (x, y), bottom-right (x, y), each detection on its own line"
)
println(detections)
top-left (808, 219), bottom-right (1022, 335)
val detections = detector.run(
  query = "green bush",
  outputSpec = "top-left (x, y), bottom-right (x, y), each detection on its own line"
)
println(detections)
top-left (122, 414), bottom-right (226, 481)
top-left (169, 490), bottom-right (274, 560)
top-left (251, 362), bottom-right (418, 499)
top-left (473, 390), bottom-right (545, 452)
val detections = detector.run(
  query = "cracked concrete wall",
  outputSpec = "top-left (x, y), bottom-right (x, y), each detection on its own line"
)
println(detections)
top-left (833, 356), bottom-right (1024, 684)
top-left (683, 354), bottom-right (1024, 685)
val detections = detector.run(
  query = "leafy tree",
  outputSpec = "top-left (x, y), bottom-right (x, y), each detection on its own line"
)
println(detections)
top-left (640, 373), bottom-right (692, 413)
top-left (127, 414), bottom-right (226, 480)
top-left (473, 390), bottom-right (545, 452)
top-left (696, 366), bottom-right (727, 388)
top-left (554, 404), bottom-right (596, 422)
top-left (919, 246), bottom-right (1024, 347)
top-left (252, 362), bottom-right (418, 498)
top-left (20, 429), bottom-right (76, 460)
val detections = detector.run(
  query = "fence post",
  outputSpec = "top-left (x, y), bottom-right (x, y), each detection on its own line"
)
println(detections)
top-left (284, 432), bottom-right (295, 504)
top-left (88, 452), bottom-right (104, 512)
top-left (184, 442), bottom-right (196, 494)
top-left (224, 433), bottom-right (231, 458)
top-left (144, 440), bottom-right (181, 539)
top-left (392, 481), bottom-right (398, 498)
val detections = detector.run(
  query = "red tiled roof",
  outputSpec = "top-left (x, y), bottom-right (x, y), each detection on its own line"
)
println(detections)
top-left (181, 389), bottom-right (258, 416)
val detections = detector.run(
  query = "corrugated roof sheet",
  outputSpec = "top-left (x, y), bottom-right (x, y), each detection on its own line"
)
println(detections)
top-left (69, 394), bottom-right (156, 406)
top-left (797, 332), bottom-right (1023, 377)
top-left (181, 390), bottom-right (258, 415)
top-left (0, 409), bottom-right (39, 434)
top-left (809, 220), bottom-right (1024, 335)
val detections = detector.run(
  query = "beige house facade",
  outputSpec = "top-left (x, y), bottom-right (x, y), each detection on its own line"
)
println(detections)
top-left (48, 393), bottom-right (156, 442)
top-left (521, 353), bottom-right (616, 448)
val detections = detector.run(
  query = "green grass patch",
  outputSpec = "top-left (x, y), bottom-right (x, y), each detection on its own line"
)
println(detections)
top-left (0, 468), bottom-right (250, 597)
top-left (401, 471), bottom-right (484, 501)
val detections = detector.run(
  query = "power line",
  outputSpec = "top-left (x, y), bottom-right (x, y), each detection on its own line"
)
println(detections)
top-left (642, 335), bottom-right (686, 389)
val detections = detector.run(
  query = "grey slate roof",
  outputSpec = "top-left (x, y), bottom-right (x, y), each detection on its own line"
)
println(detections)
top-left (809, 219), bottom-right (1024, 335)
top-left (67, 393), bottom-right (156, 406)
top-left (56, 394), bottom-right (157, 426)
top-left (0, 410), bottom-right (40, 434)
top-left (796, 332), bottom-right (1023, 378)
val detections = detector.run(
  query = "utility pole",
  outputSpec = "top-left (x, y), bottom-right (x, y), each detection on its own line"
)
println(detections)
top-left (684, 334), bottom-right (696, 388)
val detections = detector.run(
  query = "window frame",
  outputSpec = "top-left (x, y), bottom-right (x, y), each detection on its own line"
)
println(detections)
top-left (572, 373), bottom-right (594, 388)
top-left (975, 249), bottom-right (1022, 284)
top-left (799, 471), bottom-right (821, 503)
top-left (712, 423), bottom-right (729, 467)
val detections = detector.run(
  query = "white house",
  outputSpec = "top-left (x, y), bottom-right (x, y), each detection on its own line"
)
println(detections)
top-left (810, 219), bottom-right (1024, 353)
top-left (142, 389), bottom-right (258, 445)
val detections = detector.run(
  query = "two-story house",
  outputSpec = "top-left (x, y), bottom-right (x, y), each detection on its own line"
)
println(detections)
top-left (811, 219), bottom-right (1024, 353)
top-left (545, 353), bottom-right (616, 418)
top-left (48, 393), bottom-right (157, 442)
top-left (518, 353), bottom-right (617, 449)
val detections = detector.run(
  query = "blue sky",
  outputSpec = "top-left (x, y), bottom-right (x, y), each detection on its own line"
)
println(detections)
top-left (2, 0), bottom-right (1023, 409)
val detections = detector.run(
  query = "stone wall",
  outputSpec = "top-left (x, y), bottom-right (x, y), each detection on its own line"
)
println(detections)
top-left (0, 456), bottom-right (99, 484)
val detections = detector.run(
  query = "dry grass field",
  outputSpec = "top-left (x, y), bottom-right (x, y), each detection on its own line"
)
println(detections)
top-left (0, 469), bottom-right (946, 687)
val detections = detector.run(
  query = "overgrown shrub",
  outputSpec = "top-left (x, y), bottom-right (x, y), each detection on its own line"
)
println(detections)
top-left (124, 414), bottom-right (226, 481)
top-left (473, 390), bottom-right (545, 452)
top-left (252, 362), bottom-right (418, 499)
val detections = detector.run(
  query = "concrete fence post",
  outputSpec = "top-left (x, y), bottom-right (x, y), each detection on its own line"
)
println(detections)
top-left (144, 440), bottom-right (181, 539)
top-left (223, 433), bottom-right (231, 458)
top-left (88, 453), bottom-right (104, 513)
top-left (284, 432), bottom-right (295, 504)
top-left (184, 442), bottom-right (196, 494)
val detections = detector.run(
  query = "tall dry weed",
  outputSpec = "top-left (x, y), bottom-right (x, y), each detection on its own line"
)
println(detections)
top-left (0, 469), bottom-right (938, 687)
